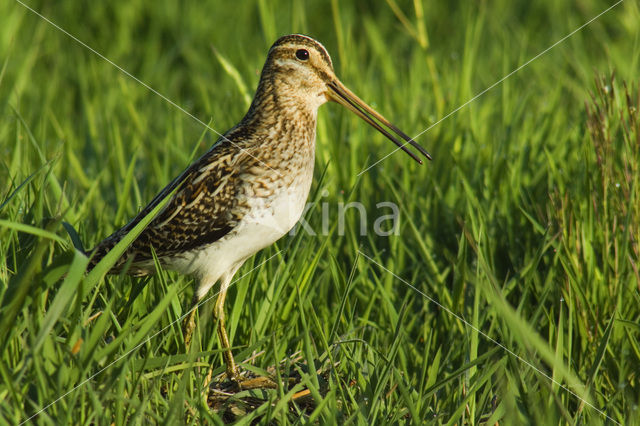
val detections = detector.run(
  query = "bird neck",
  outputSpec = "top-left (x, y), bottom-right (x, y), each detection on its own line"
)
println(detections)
top-left (239, 76), bottom-right (319, 152)
top-left (245, 66), bottom-right (322, 124)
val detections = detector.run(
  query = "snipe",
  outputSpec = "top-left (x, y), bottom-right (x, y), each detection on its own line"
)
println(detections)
top-left (88, 34), bottom-right (430, 383)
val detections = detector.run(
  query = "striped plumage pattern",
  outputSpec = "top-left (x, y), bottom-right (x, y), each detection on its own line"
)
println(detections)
top-left (86, 34), bottom-right (428, 382)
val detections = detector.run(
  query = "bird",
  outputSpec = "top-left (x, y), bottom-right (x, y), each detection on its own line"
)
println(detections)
top-left (87, 34), bottom-right (431, 383)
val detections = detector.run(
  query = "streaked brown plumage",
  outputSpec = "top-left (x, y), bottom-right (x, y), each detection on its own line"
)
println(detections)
top-left (88, 34), bottom-right (430, 383)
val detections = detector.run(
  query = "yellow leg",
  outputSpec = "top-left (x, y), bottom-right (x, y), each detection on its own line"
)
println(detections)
top-left (214, 286), bottom-right (240, 381)
top-left (182, 294), bottom-right (199, 349)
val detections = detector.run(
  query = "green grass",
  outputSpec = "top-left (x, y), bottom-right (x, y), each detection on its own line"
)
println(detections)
top-left (1, 0), bottom-right (640, 424)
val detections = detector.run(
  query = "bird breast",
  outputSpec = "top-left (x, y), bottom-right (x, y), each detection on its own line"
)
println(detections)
top-left (242, 156), bottom-right (314, 238)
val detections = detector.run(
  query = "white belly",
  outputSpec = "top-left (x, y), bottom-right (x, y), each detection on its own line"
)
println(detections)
top-left (168, 177), bottom-right (312, 298)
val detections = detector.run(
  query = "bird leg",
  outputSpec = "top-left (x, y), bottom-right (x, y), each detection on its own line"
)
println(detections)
top-left (182, 293), bottom-right (199, 349)
top-left (182, 285), bottom-right (240, 382)
top-left (214, 286), bottom-right (240, 381)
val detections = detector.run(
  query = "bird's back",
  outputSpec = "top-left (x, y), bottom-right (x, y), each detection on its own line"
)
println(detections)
top-left (87, 137), bottom-right (248, 276)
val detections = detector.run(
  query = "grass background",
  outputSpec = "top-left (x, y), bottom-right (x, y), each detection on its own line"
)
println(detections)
top-left (1, 0), bottom-right (639, 424)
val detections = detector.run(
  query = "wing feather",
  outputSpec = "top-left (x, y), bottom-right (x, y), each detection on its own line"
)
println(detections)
top-left (88, 139), bottom-right (247, 275)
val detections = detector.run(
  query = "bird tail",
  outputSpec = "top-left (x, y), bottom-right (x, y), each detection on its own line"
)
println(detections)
top-left (62, 221), bottom-right (86, 253)
top-left (62, 221), bottom-right (106, 272)
top-left (62, 221), bottom-right (150, 276)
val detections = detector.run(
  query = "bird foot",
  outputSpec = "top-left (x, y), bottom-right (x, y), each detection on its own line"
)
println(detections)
top-left (225, 367), bottom-right (277, 391)
top-left (234, 375), bottom-right (277, 390)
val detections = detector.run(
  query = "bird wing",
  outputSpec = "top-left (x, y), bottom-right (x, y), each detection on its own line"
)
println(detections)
top-left (88, 139), bottom-right (248, 275)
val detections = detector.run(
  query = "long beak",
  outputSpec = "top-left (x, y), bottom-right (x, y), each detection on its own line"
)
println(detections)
top-left (327, 80), bottom-right (431, 164)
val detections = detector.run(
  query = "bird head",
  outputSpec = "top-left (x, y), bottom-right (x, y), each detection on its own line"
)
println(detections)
top-left (260, 34), bottom-right (431, 163)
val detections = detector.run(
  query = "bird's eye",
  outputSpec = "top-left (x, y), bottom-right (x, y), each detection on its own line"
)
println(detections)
top-left (295, 49), bottom-right (309, 61)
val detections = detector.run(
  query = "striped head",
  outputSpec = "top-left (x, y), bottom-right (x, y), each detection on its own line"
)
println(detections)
top-left (254, 34), bottom-right (431, 163)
